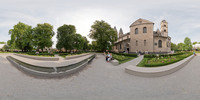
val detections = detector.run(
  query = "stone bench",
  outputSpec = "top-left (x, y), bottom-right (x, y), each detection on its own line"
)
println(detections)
top-left (111, 59), bottom-right (119, 66)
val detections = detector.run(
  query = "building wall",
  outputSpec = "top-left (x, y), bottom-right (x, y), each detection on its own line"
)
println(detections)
top-left (130, 23), bottom-right (154, 53)
top-left (153, 37), bottom-right (171, 53)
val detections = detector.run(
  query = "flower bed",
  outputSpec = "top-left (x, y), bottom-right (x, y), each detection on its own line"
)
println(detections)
top-left (137, 52), bottom-right (193, 67)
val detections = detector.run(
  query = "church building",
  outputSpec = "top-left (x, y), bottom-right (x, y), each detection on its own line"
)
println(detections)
top-left (113, 18), bottom-right (171, 54)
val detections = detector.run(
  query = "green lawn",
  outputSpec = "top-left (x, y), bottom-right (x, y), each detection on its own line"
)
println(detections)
top-left (112, 54), bottom-right (136, 64)
top-left (137, 52), bottom-right (193, 67)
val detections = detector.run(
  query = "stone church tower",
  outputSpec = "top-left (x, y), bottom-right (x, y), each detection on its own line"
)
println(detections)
top-left (160, 20), bottom-right (168, 37)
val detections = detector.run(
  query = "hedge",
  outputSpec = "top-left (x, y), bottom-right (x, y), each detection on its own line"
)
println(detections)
top-left (111, 52), bottom-right (138, 57)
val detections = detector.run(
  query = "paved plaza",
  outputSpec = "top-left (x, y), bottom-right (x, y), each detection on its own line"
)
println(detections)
top-left (0, 53), bottom-right (200, 100)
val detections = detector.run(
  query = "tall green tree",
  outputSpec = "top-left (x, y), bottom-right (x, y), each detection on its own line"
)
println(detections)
top-left (82, 36), bottom-right (89, 51)
top-left (33, 23), bottom-right (55, 51)
top-left (89, 20), bottom-right (117, 51)
top-left (171, 42), bottom-right (177, 51)
top-left (177, 43), bottom-right (185, 51)
top-left (73, 34), bottom-right (85, 52)
top-left (184, 37), bottom-right (192, 50)
top-left (56, 24), bottom-right (76, 51)
top-left (9, 22), bottom-right (33, 51)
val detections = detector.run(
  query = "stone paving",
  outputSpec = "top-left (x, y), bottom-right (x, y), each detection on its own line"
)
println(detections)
top-left (0, 53), bottom-right (200, 100)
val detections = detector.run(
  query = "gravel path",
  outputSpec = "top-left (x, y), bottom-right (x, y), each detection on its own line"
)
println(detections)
top-left (0, 53), bottom-right (200, 100)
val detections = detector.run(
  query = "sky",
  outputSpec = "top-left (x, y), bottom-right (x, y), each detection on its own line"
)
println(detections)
top-left (0, 0), bottom-right (200, 48)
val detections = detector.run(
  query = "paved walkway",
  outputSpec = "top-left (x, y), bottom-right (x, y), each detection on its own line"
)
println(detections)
top-left (0, 53), bottom-right (200, 100)
top-left (10, 54), bottom-right (93, 67)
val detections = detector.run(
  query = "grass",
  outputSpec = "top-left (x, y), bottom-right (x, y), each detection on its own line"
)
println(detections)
top-left (137, 52), bottom-right (193, 67)
top-left (112, 54), bottom-right (136, 64)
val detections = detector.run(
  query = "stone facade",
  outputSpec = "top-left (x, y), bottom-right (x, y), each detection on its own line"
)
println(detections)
top-left (113, 18), bottom-right (171, 54)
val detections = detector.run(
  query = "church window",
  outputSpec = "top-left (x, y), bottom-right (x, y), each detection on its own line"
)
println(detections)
top-left (164, 25), bottom-right (166, 27)
top-left (164, 30), bottom-right (166, 32)
top-left (158, 40), bottom-right (162, 48)
top-left (136, 40), bottom-right (138, 46)
top-left (135, 28), bottom-right (138, 34)
top-left (143, 27), bottom-right (147, 33)
top-left (144, 40), bottom-right (146, 46)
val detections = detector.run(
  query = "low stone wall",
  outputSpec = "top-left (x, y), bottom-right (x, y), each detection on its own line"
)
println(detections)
top-left (7, 54), bottom-right (96, 78)
top-left (125, 55), bottom-right (194, 77)
top-left (65, 53), bottom-right (90, 60)
top-left (14, 54), bottom-right (59, 61)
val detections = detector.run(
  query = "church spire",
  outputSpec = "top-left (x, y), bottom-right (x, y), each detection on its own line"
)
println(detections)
top-left (119, 28), bottom-right (123, 37)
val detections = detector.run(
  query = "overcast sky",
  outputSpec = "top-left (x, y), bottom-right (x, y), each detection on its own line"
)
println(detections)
top-left (0, 0), bottom-right (200, 48)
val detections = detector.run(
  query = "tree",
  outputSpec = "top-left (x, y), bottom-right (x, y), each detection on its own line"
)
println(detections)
top-left (193, 41), bottom-right (198, 45)
top-left (82, 36), bottom-right (89, 51)
top-left (33, 23), bottom-right (55, 51)
top-left (56, 24), bottom-right (76, 52)
top-left (73, 33), bottom-right (85, 52)
top-left (184, 37), bottom-right (192, 50)
top-left (89, 20), bottom-right (117, 51)
top-left (177, 43), bottom-right (185, 51)
top-left (91, 41), bottom-right (98, 51)
top-left (0, 42), bottom-right (5, 44)
top-left (9, 22), bottom-right (33, 51)
top-left (171, 42), bottom-right (177, 51)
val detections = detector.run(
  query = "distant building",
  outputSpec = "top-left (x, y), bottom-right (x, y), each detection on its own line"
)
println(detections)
top-left (193, 44), bottom-right (200, 50)
top-left (113, 18), bottom-right (171, 54)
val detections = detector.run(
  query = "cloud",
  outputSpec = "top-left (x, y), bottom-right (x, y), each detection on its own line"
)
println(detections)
top-left (1, 0), bottom-right (200, 47)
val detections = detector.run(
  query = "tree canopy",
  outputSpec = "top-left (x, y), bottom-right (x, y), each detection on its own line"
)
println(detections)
top-left (184, 37), bottom-right (192, 50)
top-left (33, 23), bottom-right (55, 51)
top-left (56, 24), bottom-right (89, 52)
top-left (56, 24), bottom-right (76, 51)
top-left (89, 20), bottom-right (117, 51)
top-left (8, 22), bottom-right (33, 51)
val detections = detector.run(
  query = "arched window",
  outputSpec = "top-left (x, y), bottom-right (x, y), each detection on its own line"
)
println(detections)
top-left (164, 25), bottom-right (166, 27)
top-left (135, 28), bottom-right (138, 34)
top-left (136, 40), bottom-right (138, 46)
top-left (158, 40), bottom-right (162, 48)
top-left (143, 27), bottom-right (147, 33)
top-left (164, 30), bottom-right (166, 32)
top-left (144, 40), bottom-right (146, 46)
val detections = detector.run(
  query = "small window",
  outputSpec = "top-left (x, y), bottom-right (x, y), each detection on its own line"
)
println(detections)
top-left (116, 45), bottom-right (117, 49)
top-left (167, 42), bottom-right (168, 47)
top-left (144, 40), bottom-right (146, 46)
top-left (136, 40), bottom-right (138, 46)
top-left (164, 30), bottom-right (167, 32)
top-left (155, 43), bottom-right (157, 45)
top-left (120, 44), bottom-right (121, 49)
top-left (135, 28), bottom-right (138, 34)
top-left (158, 40), bottom-right (162, 48)
top-left (143, 27), bottom-right (147, 33)
top-left (164, 25), bottom-right (166, 27)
